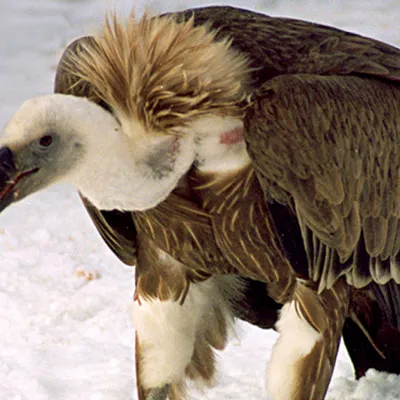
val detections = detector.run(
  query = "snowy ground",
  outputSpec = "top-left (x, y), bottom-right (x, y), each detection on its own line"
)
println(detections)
top-left (0, 0), bottom-right (400, 399)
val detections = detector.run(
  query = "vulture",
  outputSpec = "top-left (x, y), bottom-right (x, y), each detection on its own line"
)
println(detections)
top-left (1, 5), bottom-right (400, 400)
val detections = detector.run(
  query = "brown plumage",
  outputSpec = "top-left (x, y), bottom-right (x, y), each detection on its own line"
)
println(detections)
top-left (49, 5), bottom-right (400, 400)
top-left (246, 74), bottom-right (400, 290)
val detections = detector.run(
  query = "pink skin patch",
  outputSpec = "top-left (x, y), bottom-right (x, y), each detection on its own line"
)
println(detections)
top-left (220, 127), bottom-right (244, 145)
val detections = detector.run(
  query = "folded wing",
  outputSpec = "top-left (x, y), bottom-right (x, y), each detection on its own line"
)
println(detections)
top-left (246, 73), bottom-right (400, 292)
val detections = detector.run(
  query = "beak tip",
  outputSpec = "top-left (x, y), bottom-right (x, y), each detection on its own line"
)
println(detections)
top-left (0, 146), bottom-right (17, 213)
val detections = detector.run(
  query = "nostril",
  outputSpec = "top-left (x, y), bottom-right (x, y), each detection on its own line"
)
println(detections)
top-left (0, 147), bottom-right (16, 172)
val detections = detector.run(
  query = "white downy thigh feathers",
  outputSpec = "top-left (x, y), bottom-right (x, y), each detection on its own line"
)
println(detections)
top-left (133, 276), bottom-right (238, 390)
top-left (266, 301), bottom-right (322, 400)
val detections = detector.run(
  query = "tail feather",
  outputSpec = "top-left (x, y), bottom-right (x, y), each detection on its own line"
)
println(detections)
top-left (371, 280), bottom-right (400, 330)
top-left (344, 284), bottom-right (400, 378)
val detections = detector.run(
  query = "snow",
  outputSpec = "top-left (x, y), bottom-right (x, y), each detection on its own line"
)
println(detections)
top-left (0, 0), bottom-right (400, 399)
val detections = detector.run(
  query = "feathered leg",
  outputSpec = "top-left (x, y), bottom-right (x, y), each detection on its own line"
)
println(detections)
top-left (134, 276), bottom-right (238, 399)
top-left (136, 334), bottom-right (171, 400)
top-left (266, 280), bottom-right (349, 400)
top-left (133, 236), bottom-right (241, 399)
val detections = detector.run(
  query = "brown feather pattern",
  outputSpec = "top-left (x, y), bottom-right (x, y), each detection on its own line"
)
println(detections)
top-left (189, 166), bottom-right (295, 303)
top-left (173, 7), bottom-right (400, 83)
top-left (246, 73), bottom-right (400, 292)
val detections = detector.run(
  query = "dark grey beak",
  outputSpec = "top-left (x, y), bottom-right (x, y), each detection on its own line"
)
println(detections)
top-left (0, 146), bottom-right (17, 212)
top-left (0, 146), bottom-right (40, 212)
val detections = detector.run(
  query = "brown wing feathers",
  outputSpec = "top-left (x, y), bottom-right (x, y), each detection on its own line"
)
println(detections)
top-left (174, 6), bottom-right (400, 83)
top-left (246, 72), bottom-right (400, 290)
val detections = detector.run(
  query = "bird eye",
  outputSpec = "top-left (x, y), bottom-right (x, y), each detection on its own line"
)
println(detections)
top-left (39, 135), bottom-right (53, 147)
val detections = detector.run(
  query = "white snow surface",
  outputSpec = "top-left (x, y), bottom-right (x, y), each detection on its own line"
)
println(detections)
top-left (0, 0), bottom-right (400, 399)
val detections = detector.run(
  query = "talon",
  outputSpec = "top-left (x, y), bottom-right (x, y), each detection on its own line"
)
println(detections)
top-left (144, 385), bottom-right (170, 400)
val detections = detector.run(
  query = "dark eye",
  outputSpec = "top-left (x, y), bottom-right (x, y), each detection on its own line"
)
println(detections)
top-left (39, 135), bottom-right (53, 147)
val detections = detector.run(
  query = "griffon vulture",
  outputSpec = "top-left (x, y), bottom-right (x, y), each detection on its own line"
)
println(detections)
top-left (1, 5), bottom-right (400, 400)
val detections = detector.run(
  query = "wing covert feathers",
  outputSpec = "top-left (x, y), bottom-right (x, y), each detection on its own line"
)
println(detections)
top-left (246, 73), bottom-right (400, 291)
top-left (174, 6), bottom-right (400, 83)
top-left (80, 196), bottom-right (137, 265)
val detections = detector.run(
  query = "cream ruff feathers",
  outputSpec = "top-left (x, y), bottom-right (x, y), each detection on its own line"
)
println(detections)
top-left (65, 12), bottom-right (251, 135)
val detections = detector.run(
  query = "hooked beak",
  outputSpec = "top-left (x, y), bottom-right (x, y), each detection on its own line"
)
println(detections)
top-left (0, 146), bottom-right (38, 212)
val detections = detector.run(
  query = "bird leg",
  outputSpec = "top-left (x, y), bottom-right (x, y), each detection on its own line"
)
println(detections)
top-left (133, 274), bottom-right (237, 400)
top-left (266, 280), bottom-right (349, 400)
top-left (143, 386), bottom-right (170, 400)
top-left (135, 334), bottom-right (170, 400)
top-left (133, 294), bottom-right (191, 400)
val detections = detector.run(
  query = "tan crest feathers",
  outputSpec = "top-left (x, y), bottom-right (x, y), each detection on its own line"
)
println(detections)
top-left (65, 11), bottom-right (251, 134)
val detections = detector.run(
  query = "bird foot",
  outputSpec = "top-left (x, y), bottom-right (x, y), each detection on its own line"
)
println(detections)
top-left (141, 385), bottom-right (170, 400)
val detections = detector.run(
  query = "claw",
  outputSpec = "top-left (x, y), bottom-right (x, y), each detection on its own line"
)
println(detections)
top-left (137, 384), bottom-right (170, 400)
top-left (144, 385), bottom-right (170, 400)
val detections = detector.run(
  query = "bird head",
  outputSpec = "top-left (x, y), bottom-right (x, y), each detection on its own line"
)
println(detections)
top-left (0, 94), bottom-right (121, 212)
top-left (0, 12), bottom-right (251, 213)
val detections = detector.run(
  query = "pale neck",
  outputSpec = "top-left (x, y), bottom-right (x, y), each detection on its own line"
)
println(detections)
top-left (61, 95), bottom-right (196, 211)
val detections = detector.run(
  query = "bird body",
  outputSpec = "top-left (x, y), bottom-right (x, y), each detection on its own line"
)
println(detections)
top-left (1, 5), bottom-right (400, 400)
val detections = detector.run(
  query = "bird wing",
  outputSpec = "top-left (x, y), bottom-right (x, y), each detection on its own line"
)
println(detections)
top-left (175, 6), bottom-right (400, 83)
top-left (245, 72), bottom-right (400, 292)
top-left (54, 37), bottom-right (137, 266)
top-left (80, 195), bottom-right (137, 265)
